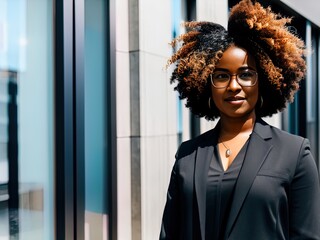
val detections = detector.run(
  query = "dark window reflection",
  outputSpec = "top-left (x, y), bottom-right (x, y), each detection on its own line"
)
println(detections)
top-left (0, 70), bottom-right (19, 237)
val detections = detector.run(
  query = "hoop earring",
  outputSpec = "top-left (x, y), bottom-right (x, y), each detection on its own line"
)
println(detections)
top-left (260, 96), bottom-right (264, 108)
top-left (208, 97), bottom-right (212, 109)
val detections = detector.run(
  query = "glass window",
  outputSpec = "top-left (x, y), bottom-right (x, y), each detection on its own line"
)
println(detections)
top-left (0, 0), bottom-right (54, 239)
top-left (172, 0), bottom-right (183, 144)
top-left (306, 22), bottom-right (319, 162)
top-left (84, 0), bottom-right (110, 239)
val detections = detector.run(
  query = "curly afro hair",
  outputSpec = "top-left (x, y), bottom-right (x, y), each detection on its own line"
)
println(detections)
top-left (168, 0), bottom-right (306, 120)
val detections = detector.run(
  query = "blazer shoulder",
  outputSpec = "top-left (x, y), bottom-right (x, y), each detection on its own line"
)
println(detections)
top-left (255, 119), bottom-right (306, 152)
top-left (176, 128), bottom-right (215, 159)
top-left (268, 124), bottom-right (305, 143)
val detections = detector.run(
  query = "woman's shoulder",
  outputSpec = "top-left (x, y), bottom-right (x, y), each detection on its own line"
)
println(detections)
top-left (176, 128), bottom-right (216, 159)
top-left (259, 119), bottom-right (306, 149)
top-left (268, 123), bottom-right (304, 142)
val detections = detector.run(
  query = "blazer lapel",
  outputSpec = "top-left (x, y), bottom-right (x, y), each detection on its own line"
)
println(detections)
top-left (225, 119), bottom-right (273, 238)
top-left (194, 126), bottom-right (219, 240)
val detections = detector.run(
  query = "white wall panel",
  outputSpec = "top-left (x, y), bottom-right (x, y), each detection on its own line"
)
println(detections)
top-left (165, 65), bottom-right (178, 136)
top-left (139, 0), bottom-right (172, 57)
top-left (117, 137), bottom-right (132, 240)
top-left (116, 1), bottom-right (132, 239)
top-left (115, 0), bottom-right (129, 52)
top-left (196, 0), bottom-right (228, 28)
top-left (280, 0), bottom-right (320, 27)
top-left (140, 52), bottom-right (170, 137)
top-left (116, 51), bottom-right (131, 137)
top-left (115, 0), bottom-right (180, 239)
top-left (139, 0), bottom-right (178, 238)
top-left (140, 135), bottom-right (177, 240)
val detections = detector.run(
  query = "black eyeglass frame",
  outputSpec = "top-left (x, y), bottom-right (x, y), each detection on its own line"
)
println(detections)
top-left (210, 69), bottom-right (258, 89)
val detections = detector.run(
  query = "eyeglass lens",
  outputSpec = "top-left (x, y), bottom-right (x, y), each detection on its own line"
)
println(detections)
top-left (211, 70), bottom-right (257, 88)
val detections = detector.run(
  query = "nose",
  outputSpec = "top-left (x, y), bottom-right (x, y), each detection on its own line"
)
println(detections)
top-left (228, 75), bottom-right (241, 91)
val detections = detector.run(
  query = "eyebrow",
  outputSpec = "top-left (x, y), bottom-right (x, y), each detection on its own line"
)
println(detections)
top-left (214, 66), bottom-right (256, 72)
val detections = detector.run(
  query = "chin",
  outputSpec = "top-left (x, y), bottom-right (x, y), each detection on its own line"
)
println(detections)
top-left (223, 109), bottom-right (256, 119)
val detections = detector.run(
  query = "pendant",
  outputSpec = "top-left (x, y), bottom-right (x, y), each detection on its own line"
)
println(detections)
top-left (226, 149), bottom-right (231, 157)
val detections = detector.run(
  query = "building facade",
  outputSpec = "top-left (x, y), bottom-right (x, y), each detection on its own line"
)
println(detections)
top-left (0, 0), bottom-right (319, 239)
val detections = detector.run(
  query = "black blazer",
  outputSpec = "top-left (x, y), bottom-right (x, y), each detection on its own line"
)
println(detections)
top-left (160, 119), bottom-right (320, 240)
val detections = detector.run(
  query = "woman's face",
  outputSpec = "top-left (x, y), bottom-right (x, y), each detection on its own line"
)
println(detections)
top-left (211, 45), bottom-right (259, 119)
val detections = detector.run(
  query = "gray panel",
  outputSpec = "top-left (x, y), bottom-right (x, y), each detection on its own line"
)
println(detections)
top-left (0, 81), bottom-right (7, 98)
top-left (0, 102), bottom-right (7, 119)
top-left (0, 142), bottom-right (7, 160)
top-left (0, 123), bottom-right (7, 142)
top-left (281, 0), bottom-right (320, 27)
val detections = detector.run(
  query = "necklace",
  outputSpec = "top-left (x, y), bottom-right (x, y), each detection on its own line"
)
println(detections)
top-left (220, 139), bottom-right (231, 157)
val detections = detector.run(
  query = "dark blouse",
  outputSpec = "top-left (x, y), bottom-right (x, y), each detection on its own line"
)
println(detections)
top-left (205, 140), bottom-right (249, 240)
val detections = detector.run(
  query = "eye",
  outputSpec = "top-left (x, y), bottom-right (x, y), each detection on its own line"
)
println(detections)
top-left (212, 72), bottom-right (230, 82)
top-left (238, 70), bottom-right (255, 80)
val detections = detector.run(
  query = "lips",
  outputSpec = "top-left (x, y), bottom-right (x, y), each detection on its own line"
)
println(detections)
top-left (225, 96), bottom-right (246, 102)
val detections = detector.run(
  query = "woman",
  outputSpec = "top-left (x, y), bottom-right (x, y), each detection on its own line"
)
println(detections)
top-left (160, 0), bottom-right (320, 239)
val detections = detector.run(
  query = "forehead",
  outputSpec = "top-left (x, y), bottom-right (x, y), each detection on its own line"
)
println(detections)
top-left (215, 45), bottom-right (256, 71)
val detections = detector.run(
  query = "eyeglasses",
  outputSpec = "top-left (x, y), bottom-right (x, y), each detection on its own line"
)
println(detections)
top-left (210, 69), bottom-right (258, 88)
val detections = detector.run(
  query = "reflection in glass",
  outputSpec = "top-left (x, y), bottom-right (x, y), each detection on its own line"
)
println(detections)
top-left (84, 0), bottom-right (110, 239)
top-left (0, 0), bottom-right (54, 239)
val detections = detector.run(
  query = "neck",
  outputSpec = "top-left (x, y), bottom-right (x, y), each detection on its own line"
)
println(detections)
top-left (219, 112), bottom-right (256, 138)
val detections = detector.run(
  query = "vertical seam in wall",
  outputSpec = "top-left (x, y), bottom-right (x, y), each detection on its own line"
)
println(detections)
top-left (130, 136), bottom-right (141, 240)
top-left (129, 0), bottom-right (141, 239)
top-left (130, 51), bottom-right (141, 240)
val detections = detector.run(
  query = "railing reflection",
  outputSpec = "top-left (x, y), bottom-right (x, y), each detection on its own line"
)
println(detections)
top-left (0, 70), bottom-right (19, 238)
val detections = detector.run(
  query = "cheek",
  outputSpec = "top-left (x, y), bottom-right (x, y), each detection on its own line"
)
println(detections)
top-left (253, 86), bottom-right (259, 104)
top-left (211, 89), bottom-right (223, 105)
top-left (252, 88), bottom-right (259, 103)
top-left (248, 82), bottom-right (259, 105)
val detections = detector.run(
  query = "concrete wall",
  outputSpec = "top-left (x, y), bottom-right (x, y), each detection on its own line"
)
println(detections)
top-left (116, 0), bottom-right (177, 239)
